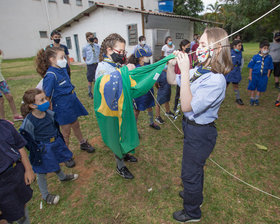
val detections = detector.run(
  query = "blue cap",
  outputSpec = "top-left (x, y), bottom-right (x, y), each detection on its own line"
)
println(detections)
top-left (135, 48), bottom-right (152, 58)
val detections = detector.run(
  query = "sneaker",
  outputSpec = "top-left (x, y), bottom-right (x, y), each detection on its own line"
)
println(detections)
top-left (64, 158), bottom-right (75, 168)
top-left (13, 115), bottom-right (23, 121)
top-left (255, 99), bottom-right (259, 106)
top-left (80, 141), bottom-right (96, 153)
top-left (60, 174), bottom-right (79, 182)
top-left (149, 122), bottom-right (161, 130)
top-left (45, 194), bottom-right (60, 205)
top-left (236, 98), bottom-right (244, 105)
top-left (88, 92), bottom-right (93, 99)
top-left (116, 166), bottom-right (134, 179)
top-left (165, 111), bottom-right (175, 118)
top-left (155, 116), bottom-right (165, 124)
top-left (275, 101), bottom-right (280, 107)
top-left (173, 209), bottom-right (200, 223)
top-left (123, 154), bottom-right (138, 162)
top-left (250, 99), bottom-right (255, 106)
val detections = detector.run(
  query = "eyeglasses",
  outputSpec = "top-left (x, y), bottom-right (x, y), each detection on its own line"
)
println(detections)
top-left (112, 48), bottom-right (127, 55)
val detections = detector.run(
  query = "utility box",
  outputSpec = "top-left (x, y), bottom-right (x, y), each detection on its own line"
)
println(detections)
top-left (158, 0), bottom-right (174, 13)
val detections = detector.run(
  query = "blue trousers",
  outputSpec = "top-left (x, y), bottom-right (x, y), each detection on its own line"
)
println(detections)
top-left (181, 120), bottom-right (217, 219)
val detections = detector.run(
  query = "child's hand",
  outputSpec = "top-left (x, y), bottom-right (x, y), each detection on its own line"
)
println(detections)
top-left (127, 63), bottom-right (136, 71)
top-left (176, 52), bottom-right (190, 74)
top-left (24, 169), bottom-right (35, 185)
top-left (248, 75), bottom-right (252, 81)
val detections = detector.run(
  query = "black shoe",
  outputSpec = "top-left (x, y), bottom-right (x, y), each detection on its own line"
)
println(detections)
top-left (60, 174), bottom-right (79, 182)
top-left (149, 122), bottom-right (161, 130)
top-left (65, 158), bottom-right (76, 168)
top-left (165, 111), bottom-right (175, 118)
top-left (275, 100), bottom-right (280, 107)
top-left (80, 141), bottom-right (96, 153)
top-left (255, 99), bottom-right (259, 106)
top-left (173, 209), bottom-right (200, 223)
top-left (123, 154), bottom-right (138, 162)
top-left (116, 166), bottom-right (134, 179)
top-left (155, 116), bottom-right (165, 124)
top-left (236, 98), bottom-right (244, 105)
top-left (88, 92), bottom-right (93, 99)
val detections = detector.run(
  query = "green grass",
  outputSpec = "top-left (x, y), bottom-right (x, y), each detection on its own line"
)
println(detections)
top-left (1, 43), bottom-right (280, 224)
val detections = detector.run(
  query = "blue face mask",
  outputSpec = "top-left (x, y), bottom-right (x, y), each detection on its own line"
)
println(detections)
top-left (234, 49), bottom-right (240, 52)
top-left (168, 41), bottom-right (173, 46)
top-left (34, 101), bottom-right (50, 112)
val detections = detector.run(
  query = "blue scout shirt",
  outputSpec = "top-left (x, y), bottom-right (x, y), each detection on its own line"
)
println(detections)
top-left (226, 49), bottom-right (242, 83)
top-left (176, 66), bottom-right (226, 124)
top-left (0, 120), bottom-right (27, 173)
top-left (248, 53), bottom-right (274, 76)
top-left (133, 44), bottom-right (152, 55)
top-left (82, 43), bottom-right (100, 64)
top-left (43, 66), bottom-right (74, 102)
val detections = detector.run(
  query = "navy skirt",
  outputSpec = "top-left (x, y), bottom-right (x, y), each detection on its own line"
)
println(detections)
top-left (157, 83), bottom-right (171, 105)
top-left (32, 136), bottom-right (73, 174)
top-left (0, 162), bottom-right (33, 222)
top-left (134, 88), bottom-right (155, 111)
top-left (53, 92), bottom-right (88, 125)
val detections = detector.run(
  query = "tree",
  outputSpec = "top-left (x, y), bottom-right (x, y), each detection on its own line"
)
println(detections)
top-left (173, 0), bottom-right (204, 17)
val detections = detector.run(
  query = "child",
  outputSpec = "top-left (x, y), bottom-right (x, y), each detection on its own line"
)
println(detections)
top-left (49, 30), bottom-right (71, 77)
top-left (173, 40), bottom-right (193, 119)
top-left (131, 49), bottom-right (160, 130)
top-left (167, 27), bottom-right (232, 222)
top-left (35, 46), bottom-right (95, 168)
top-left (133, 35), bottom-right (153, 57)
top-left (19, 88), bottom-right (78, 205)
top-left (226, 39), bottom-right (244, 105)
top-left (0, 49), bottom-right (23, 121)
top-left (82, 32), bottom-right (100, 99)
top-left (161, 36), bottom-right (175, 57)
top-left (154, 56), bottom-right (174, 124)
top-left (0, 118), bottom-right (35, 223)
top-left (269, 32), bottom-right (280, 88)
top-left (247, 40), bottom-right (274, 106)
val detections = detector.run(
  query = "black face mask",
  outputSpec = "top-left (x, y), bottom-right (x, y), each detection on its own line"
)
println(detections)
top-left (89, 37), bottom-right (95, 43)
top-left (111, 52), bottom-right (126, 64)
top-left (185, 48), bottom-right (190, 53)
top-left (53, 39), bottom-right (60, 44)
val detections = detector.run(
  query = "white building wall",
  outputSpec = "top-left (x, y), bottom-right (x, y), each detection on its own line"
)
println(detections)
top-left (94, 0), bottom-right (159, 11)
top-left (61, 7), bottom-right (143, 62)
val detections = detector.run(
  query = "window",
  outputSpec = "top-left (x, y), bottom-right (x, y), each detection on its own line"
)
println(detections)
top-left (63, 0), bottom-right (70, 4)
top-left (76, 0), bottom-right (82, 6)
top-left (88, 1), bottom-right (94, 7)
top-left (127, 24), bottom-right (138, 46)
top-left (39, 31), bottom-right (48, 38)
top-left (48, 0), bottom-right (56, 2)
top-left (66, 37), bottom-right (72, 49)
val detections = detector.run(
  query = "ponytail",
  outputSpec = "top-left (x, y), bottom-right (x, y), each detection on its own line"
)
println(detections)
top-left (21, 88), bottom-right (43, 118)
top-left (99, 33), bottom-right (126, 61)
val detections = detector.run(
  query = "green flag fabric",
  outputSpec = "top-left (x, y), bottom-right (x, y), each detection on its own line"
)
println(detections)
top-left (94, 54), bottom-right (175, 159)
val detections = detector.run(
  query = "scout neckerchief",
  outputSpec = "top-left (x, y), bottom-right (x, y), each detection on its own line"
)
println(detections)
top-left (90, 43), bottom-right (95, 54)
top-left (258, 52), bottom-right (267, 76)
top-left (190, 66), bottom-right (212, 83)
top-left (103, 55), bottom-right (121, 68)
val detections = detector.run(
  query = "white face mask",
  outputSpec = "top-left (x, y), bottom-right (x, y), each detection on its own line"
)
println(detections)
top-left (262, 50), bottom-right (269, 55)
top-left (56, 58), bottom-right (67, 68)
top-left (143, 57), bottom-right (150, 63)
top-left (140, 41), bottom-right (146, 45)
top-left (196, 47), bottom-right (214, 63)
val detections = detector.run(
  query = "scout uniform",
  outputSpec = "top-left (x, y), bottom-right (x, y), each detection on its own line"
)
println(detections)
top-left (226, 49), bottom-right (242, 84)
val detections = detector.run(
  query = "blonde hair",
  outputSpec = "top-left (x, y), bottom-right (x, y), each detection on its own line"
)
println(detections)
top-left (204, 27), bottom-right (232, 75)
top-left (21, 88), bottom-right (43, 118)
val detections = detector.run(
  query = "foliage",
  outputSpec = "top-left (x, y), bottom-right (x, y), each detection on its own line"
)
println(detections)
top-left (173, 0), bottom-right (204, 17)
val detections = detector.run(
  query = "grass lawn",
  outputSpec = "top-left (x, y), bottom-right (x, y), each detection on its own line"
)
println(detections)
top-left (1, 43), bottom-right (279, 224)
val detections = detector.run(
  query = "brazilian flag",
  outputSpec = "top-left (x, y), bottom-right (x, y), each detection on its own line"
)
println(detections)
top-left (94, 54), bottom-right (175, 159)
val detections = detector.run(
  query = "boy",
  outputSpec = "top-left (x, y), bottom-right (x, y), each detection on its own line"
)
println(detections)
top-left (82, 32), bottom-right (100, 98)
top-left (269, 32), bottom-right (280, 88)
top-left (0, 119), bottom-right (35, 224)
top-left (247, 40), bottom-right (274, 106)
top-left (133, 36), bottom-right (152, 58)
top-left (0, 50), bottom-right (23, 121)
top-left (50, 30), bottom-right (71, 77)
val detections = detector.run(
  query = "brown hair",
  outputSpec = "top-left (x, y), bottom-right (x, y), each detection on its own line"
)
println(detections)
top-left (21, 88), bottom-right (43, 118)
top-left (35, 46), bottom-right (65, 77)
top-left (204, 27), bottom-right (233, 75)
top-left (99, 33), bottom-right (126, 61)
top-left (85, 32), bottom-right (93, 39)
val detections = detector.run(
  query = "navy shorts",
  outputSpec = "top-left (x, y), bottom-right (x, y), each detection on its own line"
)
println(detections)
top-left (273, 62), bottom-right (280, 77)
top-left (86, 63), bottom-right (98, 82)
top-left (247, 74), bottom-right (268, 92)
top-left (0, 162), bottom-right (33, 222)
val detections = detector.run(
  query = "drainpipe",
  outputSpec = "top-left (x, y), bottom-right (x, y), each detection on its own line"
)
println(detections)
top-left (44, 0), bottom-right (52, 33)
top-left (141, 0), bottom-right (145, 36)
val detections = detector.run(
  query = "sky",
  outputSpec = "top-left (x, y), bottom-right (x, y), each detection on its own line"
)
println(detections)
top-left (202, 0), bottom-right (220, 13)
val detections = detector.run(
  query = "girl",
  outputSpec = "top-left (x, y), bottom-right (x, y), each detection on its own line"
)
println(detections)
top-left (161, 36), bottom-right (175, 57)
top-left (225, 40), bottom-right (244, 105)
top-left (35, 46), bottom-right (95, 168)
top-left (130, 49), bottom-right (160, 130)
top-left (20, 88), bottom-right (78, 205)
top-left (0, 119), bottom-right (34, 224)
top-left (173, 40), bottom-right (193, 119)
top-left (167, 27), bottom-right (232, 222)
top-left (95, 33), bottom-right (137, 179)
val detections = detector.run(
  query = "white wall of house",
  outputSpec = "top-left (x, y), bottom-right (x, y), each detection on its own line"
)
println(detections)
top-left (61, 7), bottom-right (143, 62)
